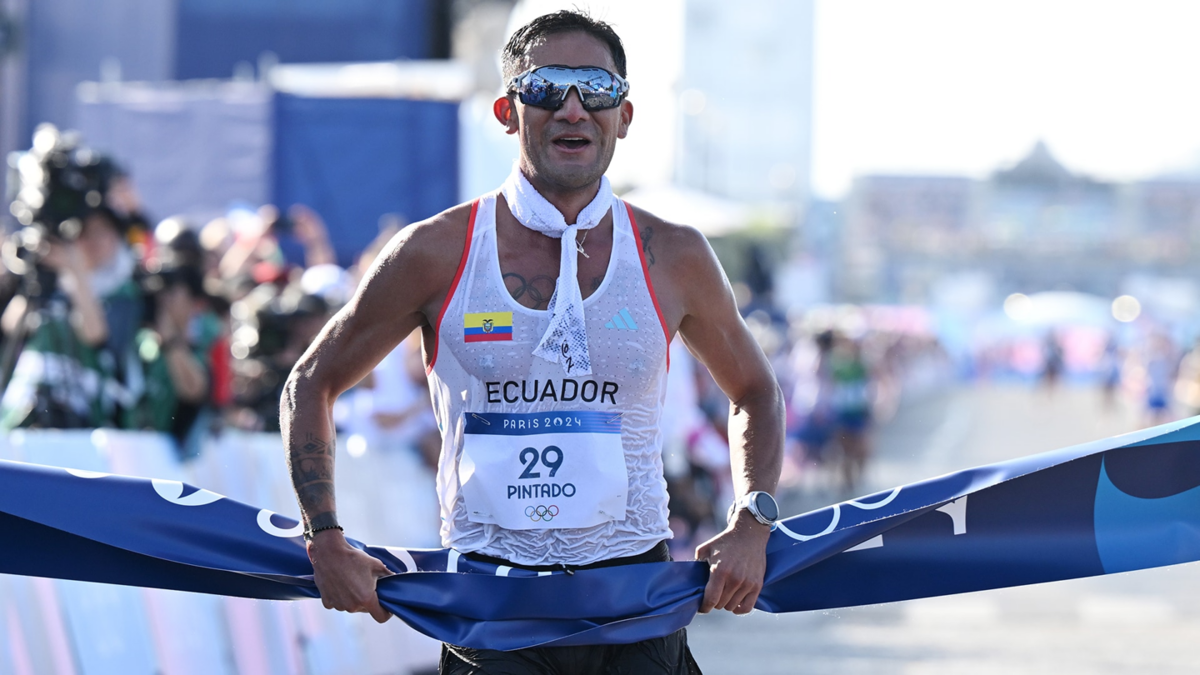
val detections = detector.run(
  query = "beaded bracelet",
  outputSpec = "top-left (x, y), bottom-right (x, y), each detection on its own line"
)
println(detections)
top-left (303, 524), bottom-right (343, 541)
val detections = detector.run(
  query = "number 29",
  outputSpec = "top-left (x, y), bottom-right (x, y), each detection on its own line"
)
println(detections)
top-left (519, 445), bottom-right (563, 479)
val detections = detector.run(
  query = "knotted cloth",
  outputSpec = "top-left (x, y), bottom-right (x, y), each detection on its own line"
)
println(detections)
top-left (4, 416), bottom-right (1200, 650)
top-left (500, 165), bottom-right (613, 376)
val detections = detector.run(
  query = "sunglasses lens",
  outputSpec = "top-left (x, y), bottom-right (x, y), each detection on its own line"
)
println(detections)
top-left (517, 67), bottom-right (624, 111)
top-left (517, 72), bottom-right (563, 108)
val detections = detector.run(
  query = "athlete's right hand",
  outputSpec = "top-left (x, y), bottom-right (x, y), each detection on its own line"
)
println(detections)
top-left (307, 529), bottom-right (393, 623)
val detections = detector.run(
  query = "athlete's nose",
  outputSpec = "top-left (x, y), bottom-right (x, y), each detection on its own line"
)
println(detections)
top-left (555, 86), bottom-right (590, 124)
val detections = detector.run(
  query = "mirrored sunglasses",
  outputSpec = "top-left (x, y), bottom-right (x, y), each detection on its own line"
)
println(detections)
top-left (508, 65), bottom-right (630, 112)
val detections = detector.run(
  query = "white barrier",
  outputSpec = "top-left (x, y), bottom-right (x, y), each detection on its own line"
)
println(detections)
top-left (0, 429), bottom-right (441, 675)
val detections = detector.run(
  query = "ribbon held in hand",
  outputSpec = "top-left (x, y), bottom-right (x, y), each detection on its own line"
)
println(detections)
top-left (5, 416), bottom-right (1200, 650)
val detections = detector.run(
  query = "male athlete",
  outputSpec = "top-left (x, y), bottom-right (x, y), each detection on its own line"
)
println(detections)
top-left (282, 10), bottom-right (784, 673)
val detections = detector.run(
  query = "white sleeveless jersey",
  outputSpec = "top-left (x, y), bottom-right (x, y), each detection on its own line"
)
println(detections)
top-left (425, 192), bottom-right (672, 566)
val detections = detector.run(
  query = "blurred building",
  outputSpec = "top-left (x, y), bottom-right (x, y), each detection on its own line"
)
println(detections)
top-left (841, 174), bottom-right (976, 302)
top-left (840, 141), bottom-right (1200, 304)
top-left (677, 0), bottom-right (814, 216)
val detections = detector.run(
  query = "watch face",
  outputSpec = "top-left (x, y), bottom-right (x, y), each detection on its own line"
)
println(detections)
top-left (753, 492), bottom-right (779, 522)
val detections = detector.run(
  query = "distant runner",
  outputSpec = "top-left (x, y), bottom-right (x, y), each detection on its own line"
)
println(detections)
top-left (829, 332), bottom-right (873, 493)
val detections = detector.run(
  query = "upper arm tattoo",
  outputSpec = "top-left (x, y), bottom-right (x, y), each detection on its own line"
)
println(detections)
top-left (639, 225), bottom-right (655, 266)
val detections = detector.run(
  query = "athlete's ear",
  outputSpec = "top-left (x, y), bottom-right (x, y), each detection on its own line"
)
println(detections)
top-left (616, 99), bottom-right (634, 140)
top-left (493, 96), bottom-right (519, 135)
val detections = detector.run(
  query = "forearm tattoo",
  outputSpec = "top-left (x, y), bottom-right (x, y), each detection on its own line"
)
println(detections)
top-left (289, 432), bottom-right (338, 529)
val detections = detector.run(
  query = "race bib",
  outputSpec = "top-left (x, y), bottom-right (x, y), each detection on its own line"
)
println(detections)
top-left (459, 411), bottom-right (628, 530)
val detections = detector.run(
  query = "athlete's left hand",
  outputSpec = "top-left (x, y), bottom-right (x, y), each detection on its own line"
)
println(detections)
top-left (695, 513), bottom-right (771, 615)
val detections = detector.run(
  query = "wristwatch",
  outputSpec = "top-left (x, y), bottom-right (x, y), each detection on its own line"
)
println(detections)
top-left (728, 491), bottom-right (780, 527)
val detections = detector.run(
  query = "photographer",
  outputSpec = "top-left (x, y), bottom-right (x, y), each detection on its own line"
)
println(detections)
top-left (125, 222), bottom-right (225, 459)
top-left (0, 206), bottom-right (142, 429)
top-left (227, 280), bottom-right (331, 432)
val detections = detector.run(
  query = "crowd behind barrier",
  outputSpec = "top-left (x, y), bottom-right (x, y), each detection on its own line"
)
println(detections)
top-left (0, 429), bottom-right (441, 675)
top-left (0, 145), bottom-right (971, 671)
top-left (0, 153), bottom-right (960, 554)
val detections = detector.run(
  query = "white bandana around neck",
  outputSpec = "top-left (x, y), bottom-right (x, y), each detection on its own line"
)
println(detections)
top-left (500, 164), bottom-right (613, 376)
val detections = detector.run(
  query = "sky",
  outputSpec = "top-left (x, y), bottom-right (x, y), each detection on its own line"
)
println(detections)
top-left (497, 1), bottom-right (1200, 202)
top-left (813, 0), bottom-right (1200, 198)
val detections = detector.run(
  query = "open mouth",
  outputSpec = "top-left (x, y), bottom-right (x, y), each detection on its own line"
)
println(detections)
top-left (553, 137), bottom-right (591, 151)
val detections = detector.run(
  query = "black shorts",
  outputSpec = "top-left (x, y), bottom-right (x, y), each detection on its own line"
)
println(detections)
top-left (440, 541), bottom-right (703, 675)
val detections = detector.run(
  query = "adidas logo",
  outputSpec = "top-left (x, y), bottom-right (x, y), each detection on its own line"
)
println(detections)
top-left (605, 307), bottom-right (639, 331)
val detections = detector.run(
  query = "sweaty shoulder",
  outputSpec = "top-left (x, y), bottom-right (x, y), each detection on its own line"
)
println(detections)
top-left (360, 201), bottom-right (475, 321)
top-left (624, 204), bottom-right (721, 334)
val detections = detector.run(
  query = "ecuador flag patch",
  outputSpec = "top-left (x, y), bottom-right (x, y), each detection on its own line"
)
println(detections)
top-left (464, 311), bottom-right (513, 343)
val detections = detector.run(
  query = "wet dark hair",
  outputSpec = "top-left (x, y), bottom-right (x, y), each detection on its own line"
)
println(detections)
top-left (501, 10), bottom-right (627, 82)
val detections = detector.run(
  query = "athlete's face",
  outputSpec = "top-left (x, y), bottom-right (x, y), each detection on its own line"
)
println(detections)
top-left (494, 31), bottom-right (634, 193)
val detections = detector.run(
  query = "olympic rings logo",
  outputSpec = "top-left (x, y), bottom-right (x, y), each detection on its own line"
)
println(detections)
top-left (525, 505), bottom-right (560, 522)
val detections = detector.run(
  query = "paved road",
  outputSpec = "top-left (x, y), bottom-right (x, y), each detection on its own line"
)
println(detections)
top-left (687, 383), bottom-right (1200, 675)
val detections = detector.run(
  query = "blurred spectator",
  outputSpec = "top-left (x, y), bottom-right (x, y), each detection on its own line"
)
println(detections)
top-left (1, 207), bottom-right (142, 428)
top-left (211, 202), bottom-right (341, 432)
top-left (661, 340), bottom-right (732, 559)
top-left (829, 332), bottom-right (874, 493)
top-left (1130, 332), bottom-right (1179, 427)
top-left (0, 265), bottom-right (20, 374)
top-left (786, 329), bottom-right (836, 483)
top-left (335, 224), bottom-right (439, 469)
top-left (742, 244), bottom-right (776, 314)
top-left (1041, 331), bottom-right (1064, 393)
top-left (338, 331), bottom-right (439, 461)
top-left (217, 205), bottom-right (289, 285)
top-left (1099, 334), bottom-right (1123, 411)
top-left (217, 204), bottom-right (335, 286)
top-left (335, 330), bottom-right (442, 548)
top-left (227, 281), bottom-right (332, 431)
top-left (1174, 338), bottom-right (1200, 418)
top-left (776, 312), bottom-right (951, 497)
top-left (288, 204), bottom-right (338, 268)
top-left (124, 220), bottom-right (227, 459)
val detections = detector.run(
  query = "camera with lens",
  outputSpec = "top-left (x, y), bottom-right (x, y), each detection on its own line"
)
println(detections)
top-left (234, 283), bottom-right (329, 360)
top-left (4, 125), bottom-right (120, 297)
top-left (136, 220), bottom-right (209, 328)
top-left (7, 124), bottom-right (118, 240)
top-left (138, 264), bottom-right (206, 326)
top-left (227, 282), bottom-right (330, 430)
